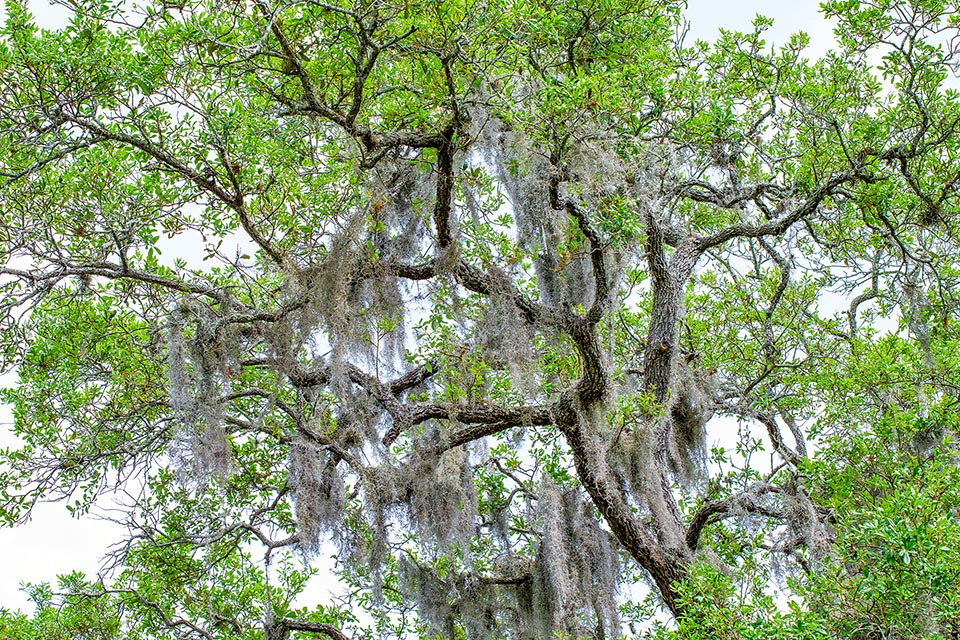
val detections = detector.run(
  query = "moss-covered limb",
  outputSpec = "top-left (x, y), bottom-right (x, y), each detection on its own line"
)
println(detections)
top-left (373, 255), bottom-right (550, 326)
top-left (559, 407), bottom-right (690, 617)
top-left (434, 420), bottom-right (528, 455)
top-left (452, 260), bottom-right (550, 327)
top-left (270, 618), bottom-right (352, 640)
top-left (546, 169), bottom-right (611, 326)
top-left (684, 483), bottom-right (783, 551)
top-left (280, 360), bottom-right (426, 396)
top-left (383, 400), bottom-right (557, 448)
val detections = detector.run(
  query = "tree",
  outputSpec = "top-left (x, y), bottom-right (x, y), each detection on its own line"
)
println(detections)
top-left (2, 0), bottom-right (960, 637)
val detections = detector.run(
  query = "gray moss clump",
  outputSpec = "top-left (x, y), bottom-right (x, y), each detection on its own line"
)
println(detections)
top-left (286, 438), bottom-right (345, 554)
top-left (521, 482), bottom-right (620, 639)
top-left (405, 443), bottom-right (478, 558)
top-left (166, 303), bottom-right (235, 479)
top-left (667, 362), bottom-right (717, 489)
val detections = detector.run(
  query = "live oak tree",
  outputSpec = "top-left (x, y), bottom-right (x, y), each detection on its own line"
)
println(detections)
top-left (3, 0), bottom-right (960, 638)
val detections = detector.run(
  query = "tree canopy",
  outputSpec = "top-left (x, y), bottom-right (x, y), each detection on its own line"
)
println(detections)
top-left (2, 0), bottom-right (960, 637)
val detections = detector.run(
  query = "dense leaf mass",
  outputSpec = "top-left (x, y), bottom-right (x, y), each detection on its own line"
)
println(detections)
top-left (3, 0), bottom-right (960, 638)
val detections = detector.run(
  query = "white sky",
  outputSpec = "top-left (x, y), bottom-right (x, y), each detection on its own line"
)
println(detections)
top-left (0, 0), bottom-right (837, 617)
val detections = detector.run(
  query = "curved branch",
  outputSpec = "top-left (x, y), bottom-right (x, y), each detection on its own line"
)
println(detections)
top-left (674, 180), bottom-right (788, 210)
top-left (559, 406), bottom-right (688, 617)
top-left (222, 387), bottom-right (359, 467)
top-left (376, 258), bottom-right (549, 326)
top-left (273, 618), bottom-right (351, 640)
top-left (685, 483), bottom-right (782, 550)
top-left (566, 201), bottom-right (609, 324)
top-left (695, 170), bottom-right (863, 252)
top-left (725, 404), bottom-right (803, 465)
top-left (453, 260), bottom-right (547, 325)
top-left (569, 318), bottom-right (608, 406)
top-left (1, 134), bottom-right (106, 185)
top-left (384, 399), bottom-right (556, 447)
top-left (2, 259), bottom-right (228, 302)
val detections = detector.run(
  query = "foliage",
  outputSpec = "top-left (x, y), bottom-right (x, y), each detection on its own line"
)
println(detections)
top-left (2, 0), bottom-right (960, 638)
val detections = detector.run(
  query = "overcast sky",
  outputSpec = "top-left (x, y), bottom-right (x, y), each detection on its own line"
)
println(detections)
top-left (0, 0), bottom-right (836, 615)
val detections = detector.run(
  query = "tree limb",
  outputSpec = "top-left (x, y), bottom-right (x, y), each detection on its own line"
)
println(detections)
top-left (686, 483), bottom-right (782, 550)
top-left (273, 618), bottom-right (351, 640)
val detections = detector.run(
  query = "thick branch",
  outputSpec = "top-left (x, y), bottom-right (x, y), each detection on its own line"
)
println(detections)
top-left (674, 180), bottom-right (788, 210)
top-left (642, 213), bottom-right (699, 403)
top-left (559, 407), bottom-right (688, 617)
top-left (642, 209), bottom-right (675, 403)
top-left (388, 362), bottom-right (438, 395)
top-left (685, 484), bottom-right (782, 550)
top-left (384, 400), bottom-right (556, 447)
top-left (433, 127), bottom-right (456, 248)
top-left (569, 318), bottom-right (608, 407)
top-left (273, 618), bottom-right (351, 640)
